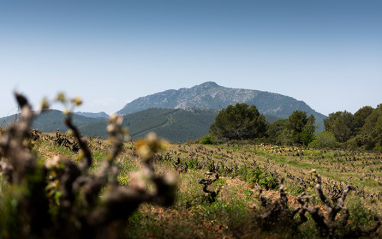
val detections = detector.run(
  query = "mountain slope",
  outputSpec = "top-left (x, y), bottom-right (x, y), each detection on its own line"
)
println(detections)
top-left (0, 110), bottom-right (99, 133)
top-left (79, 108), bottom-right (219, 142)
top-left (1, 108), bottom-right (280, 143)
top-left (79, 108), bottom-right (281, 143)
top-left (75, 111), bottom-right (109, 119)
top-left (117, 82), bottom-right (326, 130)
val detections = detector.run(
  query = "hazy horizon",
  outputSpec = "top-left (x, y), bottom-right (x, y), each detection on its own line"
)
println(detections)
top-left (1, 1), bottom-right (381, 118)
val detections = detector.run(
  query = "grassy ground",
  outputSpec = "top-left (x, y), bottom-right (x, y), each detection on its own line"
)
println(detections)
top-left (2, 132), bottom-right (382, 238)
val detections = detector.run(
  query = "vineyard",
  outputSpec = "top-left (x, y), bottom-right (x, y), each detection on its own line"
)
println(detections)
top-left (137, 142), bottom-right (382, 238)
top-left (0, 94), bottom-right (381, 238)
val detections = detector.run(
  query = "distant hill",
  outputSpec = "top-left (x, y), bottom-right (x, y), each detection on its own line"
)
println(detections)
top-left (79, 108), bottom-right (217, 142)
top-left (0, 108), bottom-right (280, 143)
top-left (117, 82), bottom-right (326, 130)
top-left (0, 110), bottom-right (99, 133)
top-left (75, 111), bottom-right (109, 119)
top-left (79, 108), bottom-right (281, 142)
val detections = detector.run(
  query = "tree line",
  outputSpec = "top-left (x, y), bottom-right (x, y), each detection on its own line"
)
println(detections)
top-left (323, 105), bottom-right (382, 150)
top-left (206, 103), bottom-right (382, 151)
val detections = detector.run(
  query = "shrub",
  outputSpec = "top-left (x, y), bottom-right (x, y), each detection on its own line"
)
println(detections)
top-left (248, 167), bottom-right (279, 190)
top-left (200, 134), bottom-right (215, 144)
top-left (309, 131), bottom-right (338, 148)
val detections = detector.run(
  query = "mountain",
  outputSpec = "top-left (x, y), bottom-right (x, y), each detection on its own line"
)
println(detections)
top-left (75, 111), bottom-right (109, 119)
top-left (117, 82), bottom-right (326, 130)
top-left (0, 82), bottom-right (326, 142)
top-left (0, 110), bottom-right (99, 133)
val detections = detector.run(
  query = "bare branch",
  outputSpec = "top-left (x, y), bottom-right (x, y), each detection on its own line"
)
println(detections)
top-left (64, 113), bottom-right (93, 172)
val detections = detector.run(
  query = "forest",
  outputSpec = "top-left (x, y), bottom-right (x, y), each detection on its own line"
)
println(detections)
top-left (0, 93), bottom-right (381, 238)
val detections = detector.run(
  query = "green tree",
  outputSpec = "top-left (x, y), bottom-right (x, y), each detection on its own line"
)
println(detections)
top-left (301, 115), bottom-right (316, 146)
top-left (285, 110), bottom-right (307, 144)
top-left (354, 104), bottom-right (382, 150)
top-left (267, 119), bottom-right (288, 142)
top-left (323, 111), bottom-right (354, 143)
top-left (209, 103), bottom-right (268, 140)
top-left (283, 110), bottom-right (317, 145)
top-left (353, 106), bottom-right (374, 134)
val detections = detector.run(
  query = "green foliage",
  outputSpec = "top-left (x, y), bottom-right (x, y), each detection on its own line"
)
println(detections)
top-left (227, 164), bottom-right (278, 190)
top-left (353, 106), bottom-right (374, 134)
top-left (200, 134), bottom-right (215, 145)
top-left (301, 115), bottom-right (317, 146)
top-left (286, 110), bottom-right (308, 144)
top-left (274, 129), bottom-right (294, 145)
top-left (238, 167), bottom-right (279, 190)
top-left (309, 131), bottom-right (338, 148)
top-left (266, 119), bottom-right (288, 141)
top-left (284, 110), bottom-right (317, 145)
top-left (324, 111), bottom-right (354, 143)
top-left (314, 104), bottom-right (382, 150)
top-left (344, 195), bottom-right (379, 233)
top-left (353, 104), bottom-right (382, 150)
top-left (247, 167), bottom-right (278, 190)
top-left (209, 103), bottom-right (268, 140)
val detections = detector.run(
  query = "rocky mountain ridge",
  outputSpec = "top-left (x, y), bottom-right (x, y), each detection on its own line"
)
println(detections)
top-left (74, 111), bottom-right (109, 119)
top-left (117, 81), bottom-right (326, 129)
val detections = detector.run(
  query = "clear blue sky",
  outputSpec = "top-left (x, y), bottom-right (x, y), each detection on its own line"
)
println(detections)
top-left (1, 0), bottom-right (381, 118)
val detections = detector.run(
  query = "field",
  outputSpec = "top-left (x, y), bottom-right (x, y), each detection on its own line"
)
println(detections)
top-left (2, 127), bottom-right (380, 238)
top-left (130, 141), bottom-right (382, 238)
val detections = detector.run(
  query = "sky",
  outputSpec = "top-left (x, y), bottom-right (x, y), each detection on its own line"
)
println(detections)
top-left (0, 0), bottom-right (381, 119)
